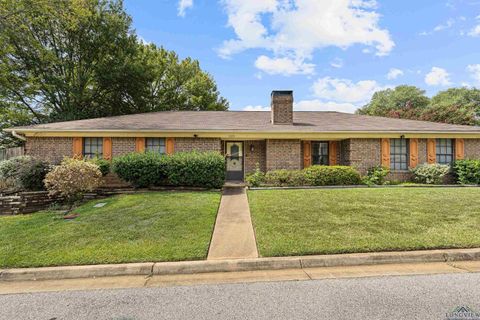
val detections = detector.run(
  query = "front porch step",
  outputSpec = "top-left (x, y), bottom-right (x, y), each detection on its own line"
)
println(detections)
top-left (223, 180), bottom-right (247, 188)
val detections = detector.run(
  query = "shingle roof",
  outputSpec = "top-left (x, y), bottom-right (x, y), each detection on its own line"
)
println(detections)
top-left (9, 111), bottom-right (480, 133)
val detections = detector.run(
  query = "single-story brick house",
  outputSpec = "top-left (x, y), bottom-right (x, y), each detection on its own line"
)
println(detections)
top-left (6, 91), bottom-right (480, 182)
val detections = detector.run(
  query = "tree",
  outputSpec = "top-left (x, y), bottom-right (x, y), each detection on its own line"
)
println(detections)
top-left (357, 85), bottom-right (430, 118)
top-left (421, 88), bottom-right (479, 125)
top-left (0, 0), bottom-right (228, 147)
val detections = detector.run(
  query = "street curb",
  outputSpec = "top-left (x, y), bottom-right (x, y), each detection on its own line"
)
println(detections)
top-left (1, 248), bottom-right (480, 282)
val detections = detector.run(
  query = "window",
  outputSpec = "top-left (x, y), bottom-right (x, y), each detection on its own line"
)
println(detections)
top-left (390, 138), bottom-right (408, 171)
top-left (436, 139), bottom-right (454, 165)
top-left (146, 138), bottom-right (166, 154)
top-left (83, 138), bottom-right (103, 158)
top-left (312, 142), bottom-right (329, 165)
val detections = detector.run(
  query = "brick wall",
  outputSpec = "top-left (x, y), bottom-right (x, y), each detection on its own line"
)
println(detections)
top-left (174, 138), bottom-right (222, 152)
top-left (244, 140), bottom-right (266, 173)
top-left (25, 137), bottom-right (73, 163)
top-left (465, 139), bottom-right (480, 159)
top-left (271, 92), bottom-right (293, 125)
top-left (341, 139), bottom-right (381, 174)
top-left (112, 138), bottom-right (136, 157)
top-left (418, 139), bottom-right (427, 164)
top-left (266, 139), bottom-right (301, 171)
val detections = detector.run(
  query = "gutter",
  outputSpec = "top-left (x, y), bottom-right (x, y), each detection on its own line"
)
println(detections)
top-left (10, 130), bottom-right (26, 141)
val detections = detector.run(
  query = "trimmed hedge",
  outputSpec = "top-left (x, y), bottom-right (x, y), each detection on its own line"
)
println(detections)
top-left (453, 159), bottom-right (480, 185)
top-left (410, 163), bottom-right (450, 185)
top-left (112, 151), bottom-right (225, 188)
top-left (247, 165), bottom-right (362, 187)
top-left (0, 156), bottom-right (50, 191)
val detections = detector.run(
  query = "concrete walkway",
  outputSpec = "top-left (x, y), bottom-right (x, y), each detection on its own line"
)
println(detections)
top-left (207, 187), bottom-right (258, 260)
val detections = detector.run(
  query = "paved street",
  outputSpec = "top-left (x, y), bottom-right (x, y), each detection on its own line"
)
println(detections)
top-left (1, 272), bottom-right (479, 320)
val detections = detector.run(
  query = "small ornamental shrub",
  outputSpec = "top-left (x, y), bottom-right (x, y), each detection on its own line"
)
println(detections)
top-left (0, 156), bottom-right (50, 191)
top-left (453, 159), bottom-right (480, 185)
top-left (112, 152), bottom-right (166, 188)
top-left (164, 151), bottom-right (225, 188)
top-left (264, 169), bottom-right (306, 186)
top-left (410, 163), bottom-right (450, 184)
top-left (89, 158), bottom-right (111, 176)
top-left (113, 151), bottom-right (225, 188)
top-left (245, 163), bottom-right (265, 187)
top-left (362, 166), bottom-right (390, 186)
top-left (303, 165), bottom-right (362, 186)
top-left (44, 158), bottom-right (103, 201)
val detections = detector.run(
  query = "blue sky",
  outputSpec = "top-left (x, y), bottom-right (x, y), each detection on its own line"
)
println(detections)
top-left (124, 0), bottom-right (480, 112)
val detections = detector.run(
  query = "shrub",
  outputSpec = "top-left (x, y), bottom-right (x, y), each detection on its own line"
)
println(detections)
top-left (0, 156), bottom-right (50, 191)
top-left (44, 158), bottom-right (103, 201)
top-left (113, 151), bottom-right (225, 188)
top-left (89, 158), bottom-right (111, 176)
top-left (453, 159), bottom-right (480, 185)
top-left (164, 151), bottom-right (225, 188)
top-left (303, 165), bottom-right (362, 186)
top-left (362, 166), bottom-right (390, 186)
top-left (264, 169), bottom-right (305, 186)
top-left (245, 163), bottom-right (265, 187)
top-left (410, 163), bottom-right (450, 184)
top-left (112, 152), bottom-right (166, 188)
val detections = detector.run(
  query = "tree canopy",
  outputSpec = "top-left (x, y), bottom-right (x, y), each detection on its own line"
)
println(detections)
top-left (357, 86), bottom-right (480, 126)
top-left (0, 0), bottom-right (228, 146)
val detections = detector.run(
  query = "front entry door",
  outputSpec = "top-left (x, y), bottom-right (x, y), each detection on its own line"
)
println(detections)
top-left (225, 142), bottom-right (244, 181)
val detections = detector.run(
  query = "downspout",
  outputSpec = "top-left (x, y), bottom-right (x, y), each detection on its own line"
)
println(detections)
top-left (11, 130), bottom-right (26, 141)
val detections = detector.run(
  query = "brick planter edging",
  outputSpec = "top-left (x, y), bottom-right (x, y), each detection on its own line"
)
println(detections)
top-left (249, 184), bottom-right (480, 190)
top-left (1, 248), bottom-right (479, 282)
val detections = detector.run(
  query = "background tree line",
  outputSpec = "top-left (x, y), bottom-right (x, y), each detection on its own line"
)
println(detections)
top-left (0, 0), bottom-right (228, 147)
top-left (357, 86), bottom-right (480, 126)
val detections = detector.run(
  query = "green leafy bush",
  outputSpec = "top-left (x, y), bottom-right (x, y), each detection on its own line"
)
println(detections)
top-left (0, 156), bottom-right (50, 191)
top-left (164, 151), bottom-right (225, 188)
top-left (245, 163), bottom-right (265, 187)
top-left (410, 163), bottom-right (450, 184)
top-left (112, 152), bottom-right (166, 188)
top-left (264, 169), bottom-right (305, 186)
top-left (89, 158), bottom-right (111, 176)
top-left (303, 165), bottom-right (362, 186)
top-left (113, 151), bottom-right (225, 188)
top-left (362, 166), bottom-right (390, 186)
top-left (453, 159), bottom-right (480, 185)
top-left (44, 158), bottom-right (103, 201)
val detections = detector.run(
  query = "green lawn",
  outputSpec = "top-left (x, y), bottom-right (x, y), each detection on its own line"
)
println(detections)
top-left (0, 191), bottom-right (221, 268)
top-left (249, 188), bottom-right (480, 257)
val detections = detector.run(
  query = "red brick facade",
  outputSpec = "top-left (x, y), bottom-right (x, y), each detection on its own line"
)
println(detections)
top-left (244, 140), bottom-right (266, 174)
top-left (25, 137), bottom-right (73, 163)
top-left (266, 139), bottom-right (302, 171)
top-left (174, 138), bottom-right (222, 153)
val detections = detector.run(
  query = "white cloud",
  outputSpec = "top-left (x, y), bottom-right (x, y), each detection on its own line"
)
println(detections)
top-left (330, 58), bottom-right (344, 69)
top-left (312, 77), bottom-right (388, 103)
top-left (254, 55), bottom-right (315, 76)
top-left (219, 0), bottom-right (394, 75)
top-left (468, 25), bottom-right (480, 36)
top-left (467, 64), bottom-right (480, 84)
top-left (433, 18), bottom-right (455, 32)
top-left (243, 105), bottom-right (270, 111)
top-left (424, 67), bottom-right (452, 86)
top-left (386, 68), bottom-right (404, 80)
top-left (178, 0), bottom-right (193, 17)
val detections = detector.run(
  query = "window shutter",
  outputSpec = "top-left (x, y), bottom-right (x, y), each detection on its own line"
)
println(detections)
top-left (135, 137), bottom-right (145, 152)
top-left (455, 138), bottom-right (465, 160)
top-left (328, 141), bottom-right (338, 165)
top-left (381, 138), bottom-right (390, 168)
top-left (427, 138), bottom-right (436, 164)
top-left (409, 138), bottom-right (418, 168)
top-left (166, 138), bottom-right (175, 155)
top-left (303, 141), bottom-right (311, 168)
top-left (103, 137), bottom-right (112, 160)
top-left (73, 137), bottom-right (83, 158)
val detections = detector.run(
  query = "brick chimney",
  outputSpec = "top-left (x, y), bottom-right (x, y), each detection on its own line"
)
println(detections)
top-left (271, 90), bottom-right (293, 125)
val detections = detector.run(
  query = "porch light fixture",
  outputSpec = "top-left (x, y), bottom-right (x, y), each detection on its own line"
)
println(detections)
top-left (193, 134), bottom-right (198, 138)
top-left (250, 144), bottom-right (254, 153)
top-left (400, 134), bottom-right (405, 139)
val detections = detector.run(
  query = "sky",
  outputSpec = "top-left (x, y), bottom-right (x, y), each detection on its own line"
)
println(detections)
top-left (124, 0), bottom-right (480, 113)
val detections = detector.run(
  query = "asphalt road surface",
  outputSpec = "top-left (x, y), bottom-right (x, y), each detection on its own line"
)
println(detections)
top-left (1, 273), bottom-right (479, 320)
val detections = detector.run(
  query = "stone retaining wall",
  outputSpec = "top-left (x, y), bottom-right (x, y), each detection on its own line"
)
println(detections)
top-left (0, 191), bottom-right (61, 215)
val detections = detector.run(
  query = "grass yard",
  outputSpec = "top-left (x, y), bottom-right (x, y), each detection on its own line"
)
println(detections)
top-left (249, 188), bottom-right (480, 257)
top-left (0, 191), bottom-right (221, 268)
